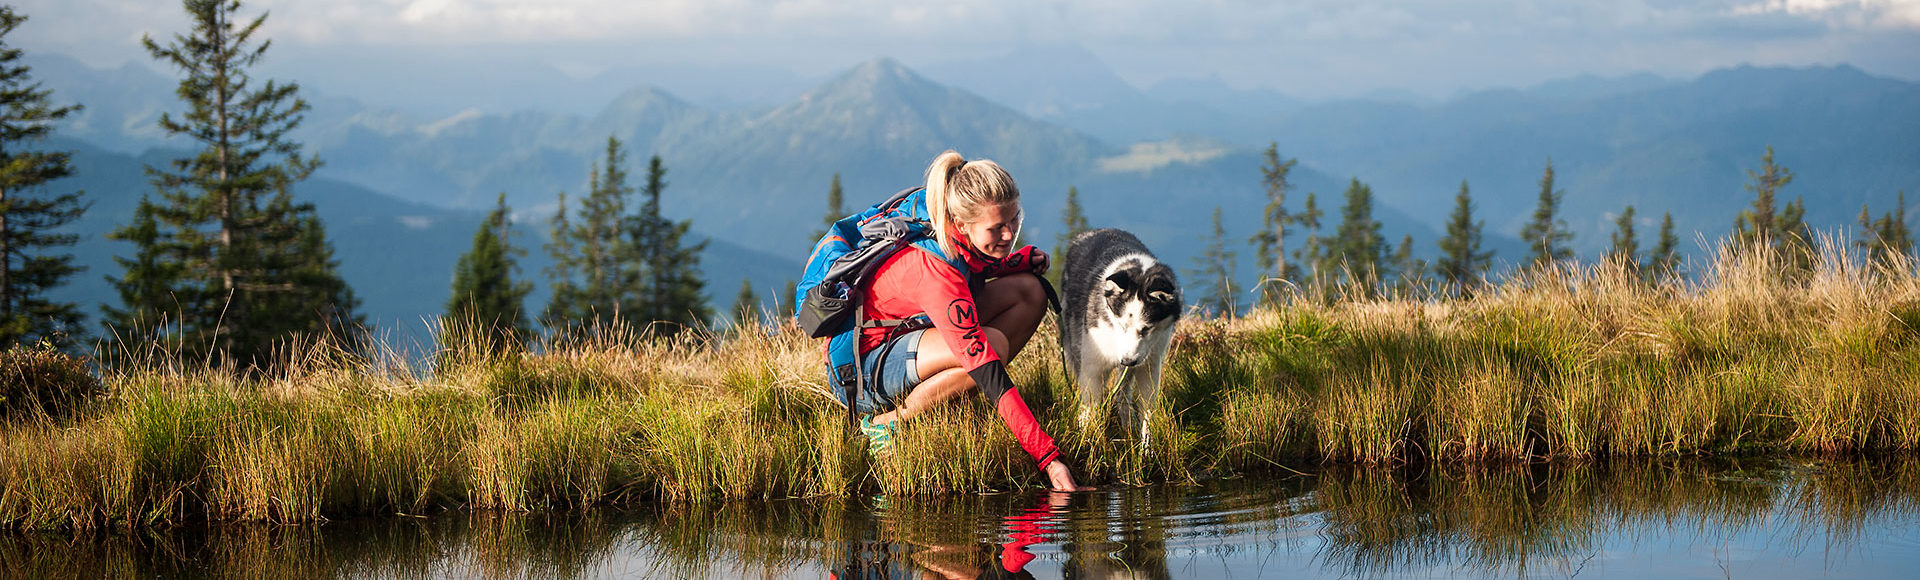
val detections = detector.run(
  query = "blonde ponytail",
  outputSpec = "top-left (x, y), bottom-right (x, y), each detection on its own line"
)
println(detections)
top-left (923, 150), bottom-right (1021, 257)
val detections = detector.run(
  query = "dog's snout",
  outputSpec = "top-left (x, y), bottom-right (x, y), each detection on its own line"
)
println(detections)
top-left (1120, 356), bottom-right (1141, 367)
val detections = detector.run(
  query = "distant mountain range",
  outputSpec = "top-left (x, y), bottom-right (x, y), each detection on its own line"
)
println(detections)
top-left (27, 48), bottom-right (1920, 335)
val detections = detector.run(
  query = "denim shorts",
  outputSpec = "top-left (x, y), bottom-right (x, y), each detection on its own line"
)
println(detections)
top-left (855, 329), bottom-right (927, 415)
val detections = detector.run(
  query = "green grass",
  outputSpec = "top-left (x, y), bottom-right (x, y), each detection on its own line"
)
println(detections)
top-left (2, 240), bottom-right (1918, 529)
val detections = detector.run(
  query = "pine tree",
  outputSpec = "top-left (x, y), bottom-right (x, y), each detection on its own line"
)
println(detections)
top-left (1520, 159), bottom-right (1574, 266)
top-left (813, 172), bottom-right (844, 242)
top-left (1608, 204), bottom-right (1640, 274)
top-left (1884, 193), bottom-right (1912, 260)
top-left (1049, 185), bottom-right (1090, 288)
top-left (1649, 212), bottom-right (1681, 283)
top-left (1388, 234), bottom-right (1427, 295)
top-left (1248, 142), bottom-right (1296, 306)
top-left (109, 0), bottom-right (359, 365)
top-left (1857, 191), bottom-right (1914, 271)
top-left (1291, 192), bottom-right (1325, 284)
top-left (731, 278), bottom-right (758, 329)
top-left (102, 198), bottom-right (182, 350)
top-left (777, 279), bottom-right (797, 322)
top-left (0, 8), bottom-right (86, 348)
top-left (1734, 146), bottom-right (1790, 248)
top-left (1330, 178), bottom-right (1389, 289)
top-left (1778, 196), bottom-right (1813, 274)
top-left (1434, 180), bottom-right (1492, 295)
top-left (1189, 207), bottom-right (1237, 317)
top-left (445, 193), bottom-right (532, 351)
top-left (541, 192), bottom-right (581, 331)
top-left (545, 136), bottom-right (636, 335)
top-left (629, 155), bottom-right (710, 335)
top-left (1733, 146), bottom-right (1813, 275)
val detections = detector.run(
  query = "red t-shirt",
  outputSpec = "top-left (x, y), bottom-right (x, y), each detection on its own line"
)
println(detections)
top-left (854, 243), bottom-right (1059, 469)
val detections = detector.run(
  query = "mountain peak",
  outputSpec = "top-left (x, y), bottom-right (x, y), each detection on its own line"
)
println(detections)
top-left (793, 57), bottom-right (948, 108)
top-left (835, 57), bottom-right (922, 89)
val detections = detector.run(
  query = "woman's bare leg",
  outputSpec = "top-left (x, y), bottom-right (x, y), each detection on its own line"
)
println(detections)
top-left (870, 327), bottom-right (1008, 425)
top-left (869, 273), bottom-right (1047, 425)
top-left (973, 273), bottom-right (1048, 358)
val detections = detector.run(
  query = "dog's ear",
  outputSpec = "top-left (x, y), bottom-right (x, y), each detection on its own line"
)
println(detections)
top-left (1104, 269), bottom-right (1135, 295)
top-left (1142, 268), bottom-right (1178, 303)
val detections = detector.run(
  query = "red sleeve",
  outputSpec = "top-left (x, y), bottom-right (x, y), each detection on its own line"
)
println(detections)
top-left (975, 246), bottom-right (1048, 278)
top-left (867, 248), bottom-right (999, 370)
top-left (866, 248), bottom-right (1061, 469)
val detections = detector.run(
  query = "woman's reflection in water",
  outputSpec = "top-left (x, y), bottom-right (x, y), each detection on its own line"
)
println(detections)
top-left (834, 488), bottom-right (1178, 580)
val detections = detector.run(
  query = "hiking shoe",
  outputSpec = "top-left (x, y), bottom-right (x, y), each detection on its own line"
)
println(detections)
top-left (859, 416), bottom-right (896, 456)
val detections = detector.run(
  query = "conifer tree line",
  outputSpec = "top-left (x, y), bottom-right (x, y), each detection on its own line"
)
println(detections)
top-left (533, 136), bottom-right (709, 343)
top-left (1155, 141), bottom-right (1915, 316)
top-left (788, 141), bottom-right (1914, 321)
top-left (0, 1), bottom-right (724, 360)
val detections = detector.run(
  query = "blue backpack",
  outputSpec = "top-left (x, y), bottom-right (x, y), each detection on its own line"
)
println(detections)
top-left (796, 187), bottom-right (968, 420)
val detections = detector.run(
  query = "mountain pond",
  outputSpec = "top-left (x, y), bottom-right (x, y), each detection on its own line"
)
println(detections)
top-left (10, 456), bottom-right (1920, 578)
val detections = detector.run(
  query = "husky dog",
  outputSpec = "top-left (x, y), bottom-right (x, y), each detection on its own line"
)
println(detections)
top-left (1059, 228), bottom-right (1183, 443)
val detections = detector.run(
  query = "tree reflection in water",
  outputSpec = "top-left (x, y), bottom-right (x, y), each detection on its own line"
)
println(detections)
top-left (4, 457), bottom-right (1918, 578)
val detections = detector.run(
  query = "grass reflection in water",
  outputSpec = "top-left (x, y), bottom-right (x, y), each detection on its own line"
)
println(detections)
top-left (6, 457), bottom-right (1918, 578)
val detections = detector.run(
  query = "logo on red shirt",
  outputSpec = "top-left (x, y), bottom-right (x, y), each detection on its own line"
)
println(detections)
top-left (948, 299), bottom-right (987, 357)
top-left (947, 299), bottom-right (977, 329)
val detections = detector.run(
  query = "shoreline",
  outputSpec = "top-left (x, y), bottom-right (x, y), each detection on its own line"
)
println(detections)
top-left (4, 246), bottom-right (1917, 530)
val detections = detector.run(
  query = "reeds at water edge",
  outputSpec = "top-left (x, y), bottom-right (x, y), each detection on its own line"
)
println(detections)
top-left (2, 237), bottom-right (1916, 529)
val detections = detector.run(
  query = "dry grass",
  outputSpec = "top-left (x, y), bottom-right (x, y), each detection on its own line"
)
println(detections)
top-left (1, 239), bottom-right (1916, 529)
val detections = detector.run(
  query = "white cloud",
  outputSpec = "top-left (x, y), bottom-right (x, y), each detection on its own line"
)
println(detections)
top-left (6, 0), bottom-right (1916, 99)
top-left (1730, 0), bottom-right (1920, 29)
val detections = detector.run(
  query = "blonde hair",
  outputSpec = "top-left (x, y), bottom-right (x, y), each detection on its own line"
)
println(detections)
top-left (923, 150), bottom-right (1021, 256)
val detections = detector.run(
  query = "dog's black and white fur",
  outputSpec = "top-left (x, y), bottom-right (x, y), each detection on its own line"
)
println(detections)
top-left (1059, 228), bottom-right (1182, 443)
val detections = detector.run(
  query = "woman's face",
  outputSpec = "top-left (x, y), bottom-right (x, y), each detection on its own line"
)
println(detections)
top-left (955, 202), bottom-right (1020, 259)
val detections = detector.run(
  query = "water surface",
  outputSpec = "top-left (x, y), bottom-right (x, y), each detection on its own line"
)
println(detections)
top-left (10, 457), bottom-right (1920, 578)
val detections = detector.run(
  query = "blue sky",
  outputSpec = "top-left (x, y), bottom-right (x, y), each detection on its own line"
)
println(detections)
top-left (11, 0), bottom-right (1920, 102)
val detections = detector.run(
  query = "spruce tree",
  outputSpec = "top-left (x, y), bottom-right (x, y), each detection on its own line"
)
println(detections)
top-left (109, 0), bottom-right (359, 365)
top-left (1608, 204), bottom-right (1641, 273)
top-left (541, 192), bottom-right (581, 331)
top-left (777, 279), bottom-right (797, 322)
top-left (813, 172), bottom-right (843, 242)
top-left (102, 198), bottom-right (182, 350)
top-left (1248, 143), bottom-right (1296, 305)
top-left (1857, 191), bottom-right (1914, 270)
top-left (1884, 192), bottom-right (1913, 260)
top-left (1291, 192), bottom-right (1324, 284)
top-left (731, 279), bottom-right (758, 329)
top-left (629, 155), bottom-right (710, 335)
top-left (1649, 212), bottom-right (1681, 283)
top-left (1734, 146), bottom-right (1789, 248)
top-left (1388, 234), bottom-right (1426, 295)
top-left (1434, 180), bottom-right (1492, 295)
top-left (1733, 146), bottom-right (1813, 275)
top-left (1330, 178), bottom-right (1389, 288)
top-left (1188, 206), bottom-right (1237, 317)
top-left (0, 8), bottom-right (86, 348)
top-left (545, 137), bottom-right (635, 335)
top-left (445, 193), bottom-right (532, 351)
top-left (1520, 159), bottom-right (1574, 266)
top-left (1049, 185), bottom-right (1090, 287)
